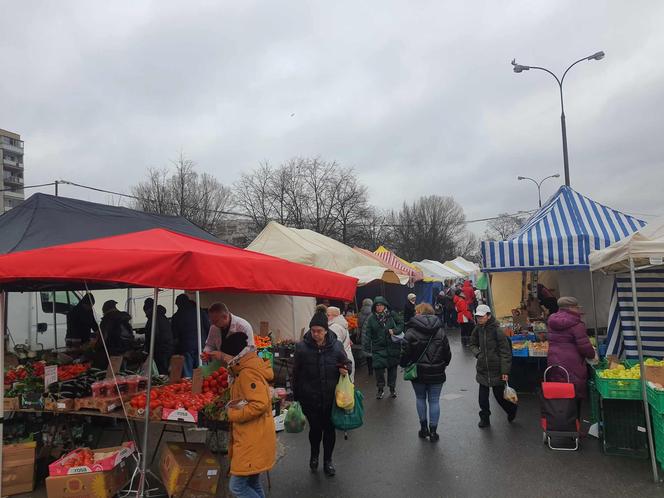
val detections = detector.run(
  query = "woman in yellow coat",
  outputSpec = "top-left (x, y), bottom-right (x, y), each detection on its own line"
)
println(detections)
top-left (222, 333), bottom-right (276, 498)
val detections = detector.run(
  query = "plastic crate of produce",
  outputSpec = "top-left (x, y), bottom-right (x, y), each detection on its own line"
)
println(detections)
top-left (648, 385), bottom-right (664, 414)
top-left (510, 338), bottom-right (529, 357)
top-left (594, 368), bottom-right (642, 400)
top-left (528, 341), bottom-right (548, 358)
top-left (588, 379), bottom-right (601, 425)
top-left (649, 409), bottom-right (664, 465)
top-left (600, 398), bottom-right (649, 458)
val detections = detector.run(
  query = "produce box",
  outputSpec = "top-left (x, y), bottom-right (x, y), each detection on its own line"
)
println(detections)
top-left (2, 441), bottom-right (36, 496)
top-left (647, 384), bottom-right (664, 414)
top-left (3, 396), bottom-right (19, 411)
top-left (49, 442), bottom-right (135, 476)
top-left (159, 443), bottom-right (221, 498)
top-left (595, 365), bottom-right (643, 400)
top-left (162, 407), bottom-right (198, 424)
top-left (510, 338), bottom-right (529, 357)
top-left (528, 341), bottom-right (549, 358)
top-left (44, 398), bottom-right (76, 412)
top-left (45, 457), bottom-right (131, 498)
top-left (126, 404), bottom-right (163, 421)
top-left (20, 391), bottom-right (44, 409)
top-left (75, 393), bottom-right (132, 413)
top-left (600, 398), bottom-right (649, 458)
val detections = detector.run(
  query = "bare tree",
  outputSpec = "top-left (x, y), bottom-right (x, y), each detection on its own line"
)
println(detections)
top-left (390, 195), bottom-right (471, 262)
top-left (131, 153), bottom-right (234, 235)
top-left (484, 212), bottom-right (525, 241)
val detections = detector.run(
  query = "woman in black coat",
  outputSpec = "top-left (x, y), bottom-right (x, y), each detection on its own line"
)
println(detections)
top-left (293, 311), bottom-right (351, 477)
top-left (400, 303), bottom-right (451, 442)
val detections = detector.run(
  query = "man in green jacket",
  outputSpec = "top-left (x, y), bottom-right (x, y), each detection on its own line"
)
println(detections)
top-left (362, 296), bottom-right (404, 399)
top-left (469, 305), bottom-right (516, 428)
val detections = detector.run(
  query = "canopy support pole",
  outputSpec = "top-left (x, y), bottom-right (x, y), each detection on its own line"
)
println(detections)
top-left (137, 288), bottom-right (160, 497)
top-left (0, 291), bottom-right (6, 498)
top-left (589, 271), bottom-right (599, 337)
top-left (52, 291), bottom-right (58, 349)
top-left (196, 291), bottom-right (202, 361)
top-left (628, 256), bottom-right (659, 483)
top-left (486, 273), bottom-right (495, 315)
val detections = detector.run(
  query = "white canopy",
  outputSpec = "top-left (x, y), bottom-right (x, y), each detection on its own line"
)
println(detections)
top-left (248, 221), bottom-right (386, 273)
top-left (444, 256), bottom-right (480, 276)
top-left (345, 266), bottom-right (409, 286)
top-left (413, 259), bottom-right (463, 280)
top-left (590, 216), bottom-right (664, 272)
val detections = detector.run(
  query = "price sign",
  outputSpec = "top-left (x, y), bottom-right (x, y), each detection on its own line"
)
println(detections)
top-left (44, 365), bottom-right (58, 390)
top-left (169, 355), bottom-right (185, 384)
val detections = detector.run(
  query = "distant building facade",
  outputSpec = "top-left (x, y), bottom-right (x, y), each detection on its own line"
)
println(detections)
top-left (216, 218), bottom-right (257, 248)
top-left (0, 129), bottom-right (24, 212)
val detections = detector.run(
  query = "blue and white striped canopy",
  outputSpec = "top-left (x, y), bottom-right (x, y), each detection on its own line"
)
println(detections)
top-left (481, 186), bottom-right (646, 272)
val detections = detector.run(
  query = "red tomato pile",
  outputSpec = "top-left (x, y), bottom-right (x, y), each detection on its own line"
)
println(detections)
top-left (61, 448), bottom-right (95, 469)
top-left (203, 366), bottom-right (229, 395)
top-left (58, 363), bottom-right (90, 381)
top-left (4, 365), bottom-right (30, 384)
top-left (129, 380), bottom-right (216, 412)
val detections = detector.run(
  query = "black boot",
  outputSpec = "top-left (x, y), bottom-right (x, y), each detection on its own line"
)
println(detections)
top-left (390, 388), bottom-right (397, 399)
top-left (478, 416), bottom-right (490, 428)
top-left (323, 460), bottom-right (336, 477)
top-left (429, 425), bottom-right (439, 442)
top-left (309, 455), bottom-right (319, 471)
top-left (418, 421), bottom-right (429, 439)
top-left (376, 388), bottom-right (384, 400)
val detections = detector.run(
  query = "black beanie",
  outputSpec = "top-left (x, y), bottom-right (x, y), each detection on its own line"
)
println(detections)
top-left (220, 333), bottom-right (248, 357)
top-left (309, 311), bottom-right (328, 330)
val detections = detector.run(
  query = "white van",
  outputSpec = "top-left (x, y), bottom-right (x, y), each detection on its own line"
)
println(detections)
top-left (5, 289), bottom-right (181, 352)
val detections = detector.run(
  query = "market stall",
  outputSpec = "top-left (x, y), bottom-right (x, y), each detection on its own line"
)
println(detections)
top-left (0, 226), bottom-right (358, 497)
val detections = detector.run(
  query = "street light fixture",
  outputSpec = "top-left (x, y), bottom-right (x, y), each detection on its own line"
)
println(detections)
top-left (511, 51), bottom-right (606, 187)
top-left (517, 173), bottom-right (561, 208)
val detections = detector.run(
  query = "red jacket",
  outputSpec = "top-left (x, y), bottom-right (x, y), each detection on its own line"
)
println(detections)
top-left (454, 295), bottom-right (473, 324)
top-left (462, 281), bottom-right (475, 305)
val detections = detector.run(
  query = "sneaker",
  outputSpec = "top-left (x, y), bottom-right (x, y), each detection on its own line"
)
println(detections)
top-left (323, 460), bottom-right (336, 477)
top-left (390, 389), bottom-right (397, 399)
top-left (429, 431), bottom-right (440, 442)
top-left (478, 418), bottom-right (490, 428)
top-left (376, 388), bottom-right (384, 400)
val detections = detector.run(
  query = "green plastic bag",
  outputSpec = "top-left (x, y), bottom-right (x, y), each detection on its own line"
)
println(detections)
top-left (331, 390), bottom-right (364, 435)
top-left (335, 374), bottom-right (355, 411)
top-left (284, 401), bottom-right (306, 433)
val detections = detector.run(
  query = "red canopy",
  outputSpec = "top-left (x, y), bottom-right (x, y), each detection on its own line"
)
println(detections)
top-left (0, 228), bottom-right (358, 300)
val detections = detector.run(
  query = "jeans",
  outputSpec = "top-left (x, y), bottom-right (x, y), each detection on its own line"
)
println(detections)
top-left (229, 474), bottom-right (265, 498)
top-left (182, 351), bottom-right (199, 378)
top-left (375, 366), bottom-right (397, 390)
top-left (303, 405), bottom-right (336, 461)
top-left (412, 382), bottom-right (443, 426)
top-left (478, 384), bottom-right (516, 419)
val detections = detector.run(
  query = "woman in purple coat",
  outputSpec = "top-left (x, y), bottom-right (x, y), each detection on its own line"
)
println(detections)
top-left (547, 296), bottom-right (596, 416)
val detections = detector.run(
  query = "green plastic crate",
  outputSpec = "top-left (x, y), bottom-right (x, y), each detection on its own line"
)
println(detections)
top-left (594, 366), bottom-right (643, 400)
top-left (649, 409), bottom-right (664, 465)
top-left (600, 398), bottom-right (649, 458)
top-left (648, 385), bottom-right (664, 414)
top-left (588, 378), bottom-right (601, 424)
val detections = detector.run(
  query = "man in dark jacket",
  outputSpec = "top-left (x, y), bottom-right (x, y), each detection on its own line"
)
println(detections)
top-left (66, 293), bottom-right (99, 346)
top-left (358, 298), bottom-right (374, 376)
top-left (400, 304), bottom-right (451, 441)
top-left (469, 305), bottom-right (516, 428)
top-left (141, 298), bottom-right (174, 375)
top-left (293, 310), bottom-right (351, 477)
top-left (171, 294), bottom-right (210, 377)
top-left (92, 300), bottom-right (133, 370)
top-left (362, 296), bottom-right (404, 399)
top-left (404, 293), bottom-right (416, 324)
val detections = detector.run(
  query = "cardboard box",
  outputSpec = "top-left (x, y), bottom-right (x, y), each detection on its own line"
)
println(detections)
top-left (159, 443), bottom-right (221, 497)
top-left (49, 442), bottom-right (136, 476)
top-left (45, 458), bottom-right (131, 498)
top-left (3, 396), bottom-right (19, 411)
top-left (2, 441), bottom-right (36, 496)
top-left (646, 365), bottom-right (664, 386)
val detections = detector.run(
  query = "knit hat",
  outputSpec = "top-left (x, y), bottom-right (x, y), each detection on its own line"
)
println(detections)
top-left (220, 333), bottom-right (248, 357)
top-left (407, 293), bottom-right (416, 303)
top-left (557, 296), bottom-right (580, 309)
top-left (309, 311), bottom-right (328, 330)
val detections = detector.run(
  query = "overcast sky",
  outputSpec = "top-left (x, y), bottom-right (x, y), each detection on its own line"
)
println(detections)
top-left (3, 1), bottom-right (663, 237)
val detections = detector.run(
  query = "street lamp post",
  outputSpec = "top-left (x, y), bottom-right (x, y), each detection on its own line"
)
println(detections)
top-left (517, 174), bottom-right (560, 208)
top-left (511, 51), bottom-right (605, 187)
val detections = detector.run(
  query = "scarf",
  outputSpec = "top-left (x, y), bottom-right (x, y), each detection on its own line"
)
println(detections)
top-left (375, 309), bottom-right (391, 328)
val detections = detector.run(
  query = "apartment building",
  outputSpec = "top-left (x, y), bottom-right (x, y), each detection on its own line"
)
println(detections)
top-left (0, 128), bottom-right (24, 212)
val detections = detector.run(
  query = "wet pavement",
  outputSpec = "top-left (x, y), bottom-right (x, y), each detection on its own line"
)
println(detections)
top-left (17, 330), bottom-right (664, 497)
top-left (270, 330), bottom-right (663, 498)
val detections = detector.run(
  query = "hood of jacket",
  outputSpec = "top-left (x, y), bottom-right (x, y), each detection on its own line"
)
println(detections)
top-left (548, 308), bottom-right (583, 331)
top-left (329, 314), bottom-right (348, 329)
top-left (479, 315), bottom-right (498, 332)
top-left (372, 296), bottom-right (390, 312)
top-left (362, 298), bottom-right (373, 307)
top-left (230, 351), bottom-right (274, 383)
top-left (408, 314), bottom-right (442, 336)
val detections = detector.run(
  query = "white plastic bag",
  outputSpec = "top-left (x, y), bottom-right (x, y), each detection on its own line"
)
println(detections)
top-left (503, 382), bottom-right (518, 404)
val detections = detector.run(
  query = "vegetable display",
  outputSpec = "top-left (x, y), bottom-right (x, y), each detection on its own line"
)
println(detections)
top-left (129, 380), bottom-right (217, 412)
top-left (255, 336), bottom-right (272, 349)
top-left (202, 366), bottom-right (229, 395)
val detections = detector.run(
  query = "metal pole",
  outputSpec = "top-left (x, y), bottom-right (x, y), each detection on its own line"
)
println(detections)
top-left (486, 272), bottom-right (496, 315)
top-left (52, 291), bottom-right (58, 349)
top-left (561, 111), bottom-right (570, 186)
top-left (54, 180), bottom-right (59, 196)
top-left (195, 291), bottom-right (202, 362)
top-left (628, 256), bottom-right (659, 483)
top-left (137, 288), bottom-right (160, 497)
top-left (0, 291), bottom-right (6, 498)
top-left (537, 184), bottom-right (542, 208)
top-left (589, 271), bottom-right (599, 338)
